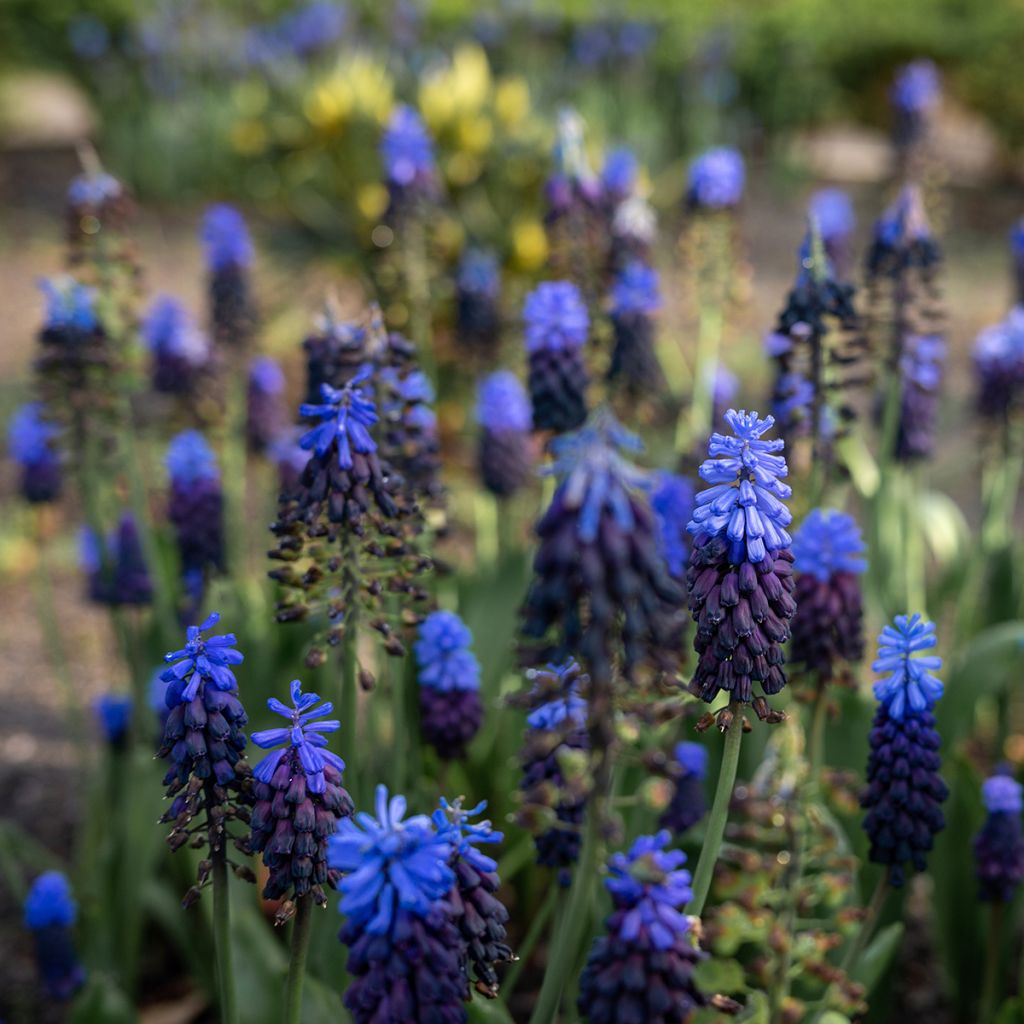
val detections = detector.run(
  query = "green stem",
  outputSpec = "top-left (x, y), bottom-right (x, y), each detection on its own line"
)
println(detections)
top-left (285, 895), bottom-right (314, 1024)
top-left (211, 844), bottom-right (237, 1024)
top-left (682, 303), bottom-right (724, 453)
top-left (808, 687), bottom-right (828, 789)
top-left (221, 364), bottom-right (249, 584)
top-left (528, 806), bottom-right (601, 1024)
top-left (685, 704), bottom-right (744, 917)
top-left (390, 638), bottom-right (407, 796)
top-left (402, 216), bottom-right (435, 385)
top-left (341, 626), bottom-right (359, 800)
top-left (980, 902), bottom-right (1004, 1024)
top-left (502, 885), bottom-right (559, 1004)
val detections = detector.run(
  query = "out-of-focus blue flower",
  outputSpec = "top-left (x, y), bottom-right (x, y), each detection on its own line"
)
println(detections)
top-left (610, 262), bottom-right (661, 316)
top-left (572, 22), bottom-right (613, 66)
top-left (523, 281), bottom-right (589, 352)
top-left (80, 514), bottom-right (152, 607)
top-left (984, 774), bottom-right (1023, 814)
top-left (282, 1), bottom-right (347, 56)
top-left (67, 170), bottom-right (120, 207)
top-left (251, 680), bottom-right (344, 794)
top-left (249, 356), bottom-right (285, 395)
top-left (161, 611), bottom-right (244, 703)
top-left (526, 663), bottom-right (588, 731)
top-left (651, 471), bottom-right (693, 579)
top-left (7, 403), bottom-right (59, 467)
top-left (674, 741), bottom-right (708, 779)
top-left (602, 147), bottom-right (638, 198)
top-left (415, 610), bottom-right (480, 693)
top-left (299, 369), bottom-right (378, 470)
top-left (143, 297), bottom-right (209, 363)
top-left (617, 21), bottom-right (657, 58)
top-left (872, 613), bottom-right (943, 721)
top-left (380, 104), bottom-right (436, 188)
top-left (792, 509), bottom-right (867, 582)
top-left (24, 872), bottom-right (77, 929)
top-left (38, 277), bottom-right (97, 332)
top-left (687, 409), bottom-right (792, 563)
top-left (976, 771), bottom-right (1024, 903)
top-left (94, 693), bottom-right (133, 746)
top-left (476, 371), bottom-right (531, 433)
top-left (68, 15), bottom-right (110, 59)
top-left (809, 188), bottom-right (855, 244)
top-left (891, 59), bottom-right (941, 113)
top-left (687, 147), bottom-right (744, 210)
top-left (166, 430), bottom-right (220, 486)
top-left (201, 204), bottom-right (253, 271)
top-left (328, 784), bottom-right (454, 932)
top-left (457, 247), bottom-right (500, 296)
top-left (901, 333), bottom-right (945, 391)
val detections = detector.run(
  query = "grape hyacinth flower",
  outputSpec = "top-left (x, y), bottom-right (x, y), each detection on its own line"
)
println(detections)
top-left (302, 305), bottom-right (367, 404)
top-left (415, 610), bottom-right (483, 760)
top-left (7, 402), bottom-right (61, 503)
top-left (659, 742), bottom-right (709, 835)
top-left (577, 832), bottom-right (709, 1023)
top-left (432, 798), bottom-right (514, 997)
top-left (517, 662), bottom-right (590, 883)
top-left (66, 166), bottom-right (132, 251)
top-left (94, 693), bottom-right (133, 749)
top-left (380, 104), bottom-right (438, 207)
top-left (607, 261), bottom-right (667, 397)
top-left (790, 509), bottom-right (867, 683)
top-left (650, 471), bottom-right (694, 580)
top-left (602, 147), bottom-right (638, 204)
top-left (809, 187), bottom-right (855, 279)
top-left (248, 680), bottom-right (353, 913)
top-left (891, 59), bottom-right (941, 159)
top-left (455, 247), bottom-right (501, 354)
top-left (142, 296), bottom-right (212, 396)
top-left (686, 146), bottom-right (745, 211)
top-left (685, 410), bottom-right (796, 718)
top-left (974, 771), bottom-right (1024, 903)
top-left (167, 431), bottom-right (225, 616)
top-left (866, 185), bottom-right (941, 280)
top-left (896, 332), bottom-right (945, 460)
top-left (973, 305), bottom-right (1024, 421)
top-left (476, 370), bottom-right (533, 498)
top-left (862, 614), bottom-right (948, 887)
top-left (201, 204), bottom-right (256, 348)
top-left (1012, 219), bottom-right (1024, 306)
top-left (611, 193), bottom-right (658, 271)
top-left (521, 414), bottom-right (685, 741)
top-left (270, 428), bottom-right (310, 494)
top-left (328, 785), bottom-right (466, 1024)
top-left (23, 872), bottom-right (86, 1000)
top-left (81, 513), bottom-right (153, 606)
top-left (157, 612), bottom-right (253, 902)
top-left (524, 280), bottom-right (590, 433)
top-left (246, 355), bottom-right (286, 452)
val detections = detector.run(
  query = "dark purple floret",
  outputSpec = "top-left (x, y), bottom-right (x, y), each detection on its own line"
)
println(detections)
top-left (866, 186), bottom-right (941, 280)
top-left (247, 355), bottom-right (287, 453)
top-left (607, 262), bottom-right (667, 397)
top-left (157, 612), bottom-right (253, 903)
top-left (81, 513), bottom-right (153, 607)
top-left (975, 772), bottom-right (1024, 903)
top-left (973, 307), bottom-right (1024, 420)
top-left (861, 703), bottom-right (948, 888)
top-left (578, 832), bottom-right (708, 1024)
top-left (896, 332), bottom-right (945, 461)
top-left (248, 681), bottom-right (353, 911)
top-left (143, 296), bottom-right (212, 396)
top-left (476, 371), bottom-right (533, 498)
top-left (23, 872), bottom-right (86, 1001)
top-left (7, 402), bottom-right (62, 504)
top-left (456, 248), bottom-right (501, 353)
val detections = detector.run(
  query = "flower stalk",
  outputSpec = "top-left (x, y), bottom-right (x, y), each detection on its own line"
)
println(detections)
top-left (284, 895), bottom-right (314, 1024)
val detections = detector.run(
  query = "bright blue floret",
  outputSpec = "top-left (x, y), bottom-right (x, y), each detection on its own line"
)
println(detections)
top-left (24, 872), bottom-right (77, 930)
top-left (602, 147), bottom-right (638, 197)
top-left (674, 741), bottom-right (708, 779)
top-left (166, 430), bottom-right (220, 486)
top-left (161, 611), bottom-right (244, 703)
top-left (299, 368), bottom-right (379, 470)
top-left (687, 147), bottom-right (744, 209)
top-left (39, 277), bottom-right (98, 332)
top-left (201, 204), bottom-right (253, 271)
top-left (8, 403), bottom-right (59, 466)
top-left (328, 784), bottom-right (454, 933)
top-left (380, 104), bottom-right (436, 187)
top-left (792, 509), bottom-right (867, 582)
top-left (891, 59), bottom-right (941, 113)
top-left (67, 171), bottom-right (121, 207)
top-left (605, 831), bottom-right (693, 949)
top-left (872, 613), bottom-right (943, 720)
top-left (249, 355), bottom-right (285, 394)
top-left (809, 187), bottom-right (855, 242)
top-left (610, 262), bottom-right (661, 316)
top-left (143, 296), bottom-right (208, 360)
top-left (432, 797), bottom-right (502, 875)
top-left (94, 693), bottom-right (132, 744)
top-left (523, 281), bottom-right (589, 352)
top-left (984, 774), bottom-right (1023, 814)
top-left (526, 662), bottom-right (587, 731)
top-left (476, 370), bottom-right (532, 433)
top-left (415, 610), bottom-right (480, 693)
top-left (251, 679), bottom-right (344, 794)
top-left (687, 409), bottom-right (792, 563)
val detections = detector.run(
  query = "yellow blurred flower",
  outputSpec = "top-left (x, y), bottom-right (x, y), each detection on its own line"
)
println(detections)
top-left (457, 116), bottom-right (493, 154)
top-left (304, 76), bottom-right (354, 129)
top-left (446, 152), bottom-right (482, 187)
top-left (512, 219), bottom-right (548, 270)
top-left (230, 119), bottom-right (268, 156)
top-left (434, 216), bottom-right (465, 256)
top-left (357, 183), bottom-right (389, 221)
top-left (494, 76), bottom-right (530, 127)
top-left (419, 44), bottom-right (491, 131)
top-left (307, 53), bottom-right (394, 131)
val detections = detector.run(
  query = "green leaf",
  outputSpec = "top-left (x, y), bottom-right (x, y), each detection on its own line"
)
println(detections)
top-left (467, 997), bottom-right (517, 1023)
top-left (851, 921), bottom-right (904, 995)
top-left (69, 973), bottom-right (136, 1024)
top-left (731, 989), bottom-right (770, 1023)
top-left (994, 996), bottom-right (1024, 1024)
top-left (694, 956), bottom-right (747, 994)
